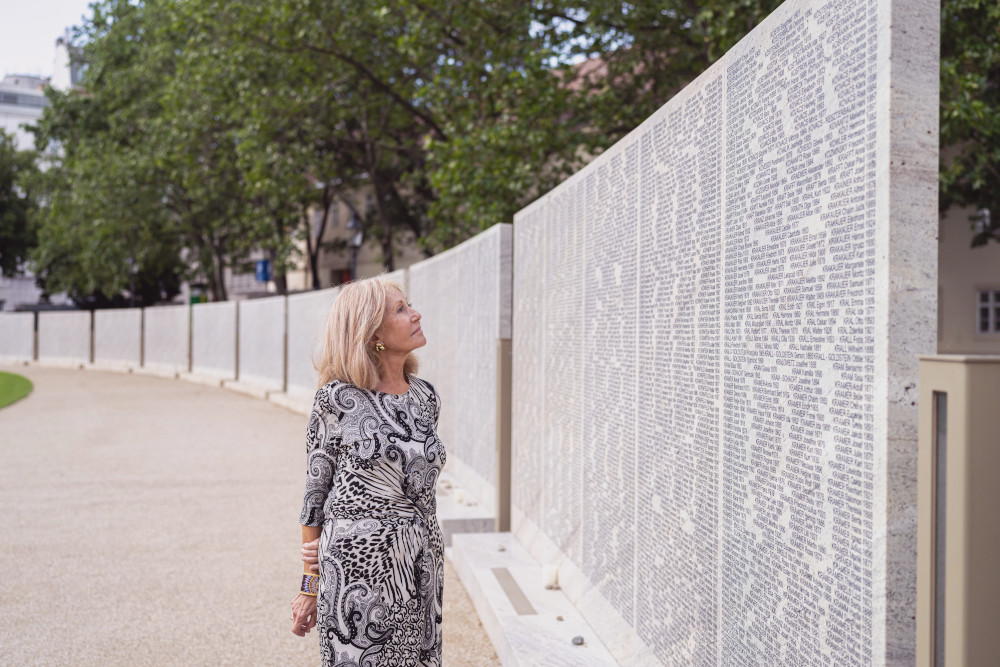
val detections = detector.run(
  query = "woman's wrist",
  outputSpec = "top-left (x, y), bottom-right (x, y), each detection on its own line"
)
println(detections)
top-left (299, 572), bottom-right (319, 596)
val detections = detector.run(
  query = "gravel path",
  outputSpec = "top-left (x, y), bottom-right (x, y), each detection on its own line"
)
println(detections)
top-left (0, 364), bottom-right (499, 666)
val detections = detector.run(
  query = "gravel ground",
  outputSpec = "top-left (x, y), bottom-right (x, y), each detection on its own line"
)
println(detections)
top-left (0, 364), bottom-right (499, 667)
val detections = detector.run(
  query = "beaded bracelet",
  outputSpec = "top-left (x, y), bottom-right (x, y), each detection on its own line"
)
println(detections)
top-left (300, 573), bottom-right (319, 597)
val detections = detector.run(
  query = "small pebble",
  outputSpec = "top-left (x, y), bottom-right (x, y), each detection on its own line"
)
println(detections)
top-left (572, 636), bottom-right (585, 646)
top-left (497, 545), bottom-right (506, 552)
top-left (556, 616), bottom-right (564, 622)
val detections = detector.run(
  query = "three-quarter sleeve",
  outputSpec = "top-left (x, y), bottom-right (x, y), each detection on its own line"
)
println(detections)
top-left (432, 388), bottom-right (441, 429)
top-left (299, 384), bottom-right (342, 526)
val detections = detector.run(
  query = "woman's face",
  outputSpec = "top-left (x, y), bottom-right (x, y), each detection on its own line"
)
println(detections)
top-left (374, 288), bottom-right (425, 354)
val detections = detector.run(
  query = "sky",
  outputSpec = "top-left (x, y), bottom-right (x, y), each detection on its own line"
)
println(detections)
top-left (0, 0), bottom-right (94, 78)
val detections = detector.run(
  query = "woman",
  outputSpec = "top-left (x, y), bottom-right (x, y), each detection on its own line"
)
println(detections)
top-left (290, 276), bottom-right (445, 666)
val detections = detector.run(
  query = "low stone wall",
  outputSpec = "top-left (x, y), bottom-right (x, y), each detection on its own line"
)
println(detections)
top-left (237, 295), bottom-right (285, 392)
top-left (37, 311), bottom-right (91, 366)
top-left (93, 309), bottom-right (142, 369)
top-left (409, 224), bottom-right (512, 516)
top-left (0, 313), bottom-right (34, 362)
top-left (190, 301), bottom-right (237, 380)
top-left (143, 305), bottom-right (189, 375)
top-left (285, 287), bottom-right (339, 402)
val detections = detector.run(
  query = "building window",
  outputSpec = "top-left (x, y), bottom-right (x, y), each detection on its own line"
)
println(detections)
top-left (978, 290), bottom-right (1000, 333)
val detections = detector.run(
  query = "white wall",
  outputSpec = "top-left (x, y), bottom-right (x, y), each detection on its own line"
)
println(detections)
top-left (408, 224), bottom-right (512, 515)
top-left (0, 312), bottom-right (34, 362)
top-left (285, 287), bottom-right (339, 399)
top-left (510, 0), bottom-right (938, 663)
top-left (190, 301), bottom-right (237, 379)
top-left (143, 305), bottom-right (189, 374)
top-left (37, 311), bottom-right (90, 365)
top-left (237, 296), bottom-right (285, 391)
top-left (93, 309), bottom-right (142, 368)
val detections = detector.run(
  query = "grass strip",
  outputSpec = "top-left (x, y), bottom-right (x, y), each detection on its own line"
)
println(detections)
top-left (0, 371), bottom-right (33, 409)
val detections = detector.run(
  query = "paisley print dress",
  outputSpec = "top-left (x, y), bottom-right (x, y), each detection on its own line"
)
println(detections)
top-left (299, 376), bottom-right (445, 667)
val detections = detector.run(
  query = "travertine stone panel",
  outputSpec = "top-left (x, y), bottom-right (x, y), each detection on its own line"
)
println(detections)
top-left (93, 309), bottom-right (142, 367)
top-left (511, 202), bottom-right (546, 541)
top-left (383, 268), bottom-right (408, 295)
top-left (584, 142), bottom-right (640, 629)
top-left (143, 305), bottom-right (189, 374)
top-left (511, 0), bottom-right (938, 664)
top-left (409, 224), bottom-right (512, 515)
top-left (191, 301), bottom-right (237, 380)
top-left (286, 287), bottom-right (339, 399)
top-left (237, 296), bottom-right (285, 391)
top-left (38, 311), bottom-right (90, 365)
top-left (0, 313), bottom-right (34, 361)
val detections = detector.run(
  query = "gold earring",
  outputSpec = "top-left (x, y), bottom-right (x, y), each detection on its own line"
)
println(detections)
top-left (375, 341), bottom-right (385, 352)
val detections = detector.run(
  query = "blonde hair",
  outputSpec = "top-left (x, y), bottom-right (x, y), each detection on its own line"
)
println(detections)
top-left (315, 276), bottom-right (419, 390)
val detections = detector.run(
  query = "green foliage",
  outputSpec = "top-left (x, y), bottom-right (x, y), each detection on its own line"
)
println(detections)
top-left (0, 130), bottom-right (39, 276)
top-left (940, 0), bottom-right (1000, 246)
top-left (29, 0), bottom-right (996, 293)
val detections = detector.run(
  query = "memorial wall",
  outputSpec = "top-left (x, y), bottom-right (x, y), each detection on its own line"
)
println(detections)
top-left (285, 287), bottom-right (340, 401)
top-left (511, 0), bottom-right (938, 664)
top-left (37, 311), bottom-right (91, 366)
top-left (408, 224), bottom-right (512, 515)
top-left (143, 305), bottom-right (189, 375)
top-left (190, 301), bottom-right (237, 380)
top-left (0, 312), bottom-right (33, 362)
top-left (237, 295), bottom-right (286, 392)
top-left (93, 309), bottom-right (142, 369)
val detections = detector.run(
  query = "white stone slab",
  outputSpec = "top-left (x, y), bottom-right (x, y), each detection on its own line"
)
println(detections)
top-left (451, 532), bottom-right (617, 667)
top-left (37, 311), bottom-right (90, 366)
top-left (142, 304), bottom-right (189, 376)
top-left (0, 312), bottom-right (34, 362)
top-left (268, 389), bottom-right (313, 416)
top-left (434, 471), bottom-right (494, 547)
top-left (408, 223), bottom-right (512, 519)
top-left (190, 301), bottom-right (237, 380)
top-left (237, 295), bottom-right (285, 392)
top-left (93, 309), bottom-right (141, 369)
top-left (222, 379), bottom-right (272, 400)
top-left (286, 287), bottom-right (339, 398)
top-left (382, 268), bottom-right (409, 294)
top-left (510, 0), bottom-right (938, 663)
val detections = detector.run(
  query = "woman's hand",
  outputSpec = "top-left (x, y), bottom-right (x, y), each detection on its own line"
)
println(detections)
top-left (302, 538), bottom-right (320, 573)
top-left (291, 593), bottom-right (317, 637)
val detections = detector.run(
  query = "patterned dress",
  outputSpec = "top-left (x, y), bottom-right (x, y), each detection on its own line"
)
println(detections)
top-left (300, 376), bottom-right (446, 667)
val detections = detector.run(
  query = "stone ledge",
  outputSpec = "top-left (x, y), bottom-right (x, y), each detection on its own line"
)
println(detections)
top-left (450, 532), bottom-right (616, 667)
top-left (435, 471), bottom-right (494, 547)
top-left (31, 358), bottom-right (87, 370)
top-left (268, 390), bottom-right (312, 416)
top-left (222, 379), bottom-right (277, 400)
top-left (177, 371), bottom-right (229, 388)
top-left (85, 361), bottom-right (137, 374)
top-left (131, 365), bottom-right (182, 380)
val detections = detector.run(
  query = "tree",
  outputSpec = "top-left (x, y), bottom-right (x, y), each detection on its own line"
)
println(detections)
top-left (0, 130), bottom-right (38, 277)
top-left (32, 0), bottom-right (272, 302)
top-left (227, 0), bottom-right (581, 255)
top-left (939, 0), bottom-right (1000, 246)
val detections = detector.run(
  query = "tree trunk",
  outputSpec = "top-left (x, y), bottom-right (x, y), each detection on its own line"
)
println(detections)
top-left (268, 245), bottom-right (288, 295)
top-left (306, 187), bottom-right (333, 290)
top-left (211, 245), bottom-right (228, 302)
